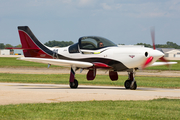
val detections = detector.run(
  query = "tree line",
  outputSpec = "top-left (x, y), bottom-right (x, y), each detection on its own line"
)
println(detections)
top-left (1, 40), bottom-right (180, 49)
top-left (0, 43), bottom-right (22, 49)
top-left (0, 40), bottom-right (74, 49)
top-left (136, 41), bottom-right (180, 49)
top-left (44, 40), bottom-right (74, 47)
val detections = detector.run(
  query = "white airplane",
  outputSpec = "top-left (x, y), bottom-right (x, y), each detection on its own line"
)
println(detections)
top-left (7, 26), bottom-right (177, 90)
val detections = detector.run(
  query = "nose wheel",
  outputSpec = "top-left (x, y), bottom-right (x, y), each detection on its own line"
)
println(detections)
top-left (124, 70), bottom-right (137, 90)
top-left (124, 80), bottom-right (137, 90)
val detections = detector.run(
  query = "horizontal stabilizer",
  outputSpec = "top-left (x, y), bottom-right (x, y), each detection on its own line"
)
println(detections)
top-left (18, 57), bottom-right (93, 68)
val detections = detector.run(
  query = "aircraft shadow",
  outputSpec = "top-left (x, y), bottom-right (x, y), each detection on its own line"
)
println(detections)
top-left (19, 86), bottom-right (126, 90)
top-left (15, 85), bottom-right (154, 91)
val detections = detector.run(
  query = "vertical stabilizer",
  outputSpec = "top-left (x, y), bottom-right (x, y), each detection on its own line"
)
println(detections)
top-left (18, 26), bottom-right (53, 58)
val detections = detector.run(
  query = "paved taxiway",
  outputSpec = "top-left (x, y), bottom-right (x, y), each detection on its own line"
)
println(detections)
top-left (0, 83), bottom-right (180, 105)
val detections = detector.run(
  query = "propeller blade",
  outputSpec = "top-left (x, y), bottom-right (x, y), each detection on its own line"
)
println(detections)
top-left (159, 57), bottom-right (168, 62)
top-left (159, 56), bottom-right (169, 67)
top-left (142, 56), bottom-right (153, 69)
top-left (151, 27), bottom-right (156, 50)
top-left (149, 27), bottom-right (169, 68)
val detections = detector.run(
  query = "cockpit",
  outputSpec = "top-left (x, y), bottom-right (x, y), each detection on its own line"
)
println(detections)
top-left (69, 36), bottom-right (117, 53)
top-left (79, 36), bottom-right (117, 50)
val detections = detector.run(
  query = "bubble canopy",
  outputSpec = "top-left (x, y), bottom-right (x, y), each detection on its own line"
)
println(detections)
top-left (79, 36), bottom-right (117, 50)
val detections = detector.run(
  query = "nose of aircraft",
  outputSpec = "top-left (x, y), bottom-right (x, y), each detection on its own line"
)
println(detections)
top-left (149, 49), bottom-right (164, 59)
top-left (141, 49), bottom-right (165, 69)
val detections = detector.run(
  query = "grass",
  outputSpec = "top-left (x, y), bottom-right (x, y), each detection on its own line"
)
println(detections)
top-left (1, 73), bottom-right (180, 88)
top-left (0, 98), bottom-right (180, 120)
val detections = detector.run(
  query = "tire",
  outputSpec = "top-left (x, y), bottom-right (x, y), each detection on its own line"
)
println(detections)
top-left (124, 80), bottom-right (131, 89)
top-left (70, 79), bottom-right (78, 89)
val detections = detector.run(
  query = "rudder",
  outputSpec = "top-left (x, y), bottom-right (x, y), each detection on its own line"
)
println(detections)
top-left (18, 26), bottom-right (53, 58)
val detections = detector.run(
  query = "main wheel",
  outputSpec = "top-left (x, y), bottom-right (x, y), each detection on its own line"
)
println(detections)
top-left (124, 80), bottom-right (131, 89)
top-left (70, 79), bottom-right (78, 89)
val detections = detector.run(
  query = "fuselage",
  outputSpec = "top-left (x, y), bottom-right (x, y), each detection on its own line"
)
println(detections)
top-left (48, 44), bottom-right (164, 71)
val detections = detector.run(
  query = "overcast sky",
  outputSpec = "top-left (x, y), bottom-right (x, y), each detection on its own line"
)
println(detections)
top-left (1, 0), bottom-right (180, 46)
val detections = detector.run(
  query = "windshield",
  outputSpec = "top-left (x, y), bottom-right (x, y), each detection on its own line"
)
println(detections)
top-left (79, 36), bottom-right (117, 50)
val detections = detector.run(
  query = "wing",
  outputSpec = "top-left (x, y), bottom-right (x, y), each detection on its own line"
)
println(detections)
top-left (149, 62), bottom-right (177, 67)
top-left (18, 57), bottom-right (93, 68)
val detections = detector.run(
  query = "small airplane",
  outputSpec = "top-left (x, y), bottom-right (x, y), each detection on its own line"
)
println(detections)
top-left (7, 26), bottom-right (177, 90)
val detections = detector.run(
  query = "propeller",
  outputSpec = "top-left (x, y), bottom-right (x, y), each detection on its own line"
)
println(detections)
top-left (159, 56), bottom-right (169, 65)
top-left (142, 27), bottom-right (169, 69)
top-left (151, 27), bottom-right (156, 50)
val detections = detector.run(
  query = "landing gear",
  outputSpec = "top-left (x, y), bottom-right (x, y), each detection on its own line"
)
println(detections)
top-left (70, 79), bottom-right (78, 88)
top-left (124, 80), bottom-right (131, 89)
top-left (124, 80), bottom-right (137, 90)
top-left (124, 70), bottom-right (137, 90)
top-left (69, 67), bottom-right (79, 89)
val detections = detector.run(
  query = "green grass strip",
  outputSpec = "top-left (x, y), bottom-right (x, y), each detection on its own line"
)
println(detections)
top-left (0, 98), bottom-right (180, 120)
top-left (0, 73), bottom-right (180, 88)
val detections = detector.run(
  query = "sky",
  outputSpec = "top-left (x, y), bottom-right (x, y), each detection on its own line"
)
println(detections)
top-left (1, 0), bottom-right (180, 46)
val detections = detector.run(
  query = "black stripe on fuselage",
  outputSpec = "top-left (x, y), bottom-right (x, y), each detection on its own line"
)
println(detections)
top-left (18, 26), bottom-right (128, 71)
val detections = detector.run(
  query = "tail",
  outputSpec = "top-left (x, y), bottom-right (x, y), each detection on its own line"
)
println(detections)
top-left (17, 26), bottom-right (53, 58)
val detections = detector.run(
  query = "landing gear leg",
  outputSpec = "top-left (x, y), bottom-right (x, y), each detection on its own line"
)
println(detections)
top-left (124, 70), bottom-right (137, 90)
top-left (69, 67), bottom-right (78, 88)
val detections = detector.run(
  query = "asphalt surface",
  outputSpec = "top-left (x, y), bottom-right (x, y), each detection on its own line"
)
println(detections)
top-left (1, 83), bottom-right (180, 105)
